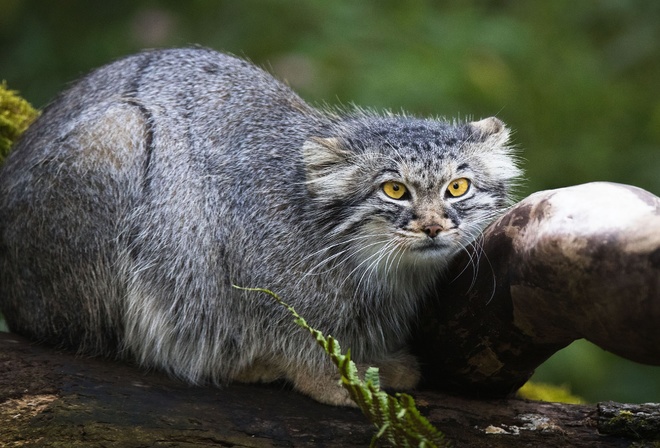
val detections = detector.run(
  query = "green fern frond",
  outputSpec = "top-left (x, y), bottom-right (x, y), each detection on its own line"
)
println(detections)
top-left (235, 286), bottom-right (449, 447)
top-left (0, 82), bottom-right (39, 164)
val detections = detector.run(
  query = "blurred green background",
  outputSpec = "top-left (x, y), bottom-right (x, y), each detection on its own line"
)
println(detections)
top-left (1, 0), bottom-right (659, 403)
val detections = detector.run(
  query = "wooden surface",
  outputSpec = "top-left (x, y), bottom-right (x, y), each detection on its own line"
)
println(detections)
top-left (416, 182), bottom-right (660, 396)
top-left (2, 331), bottom-right (658, 447)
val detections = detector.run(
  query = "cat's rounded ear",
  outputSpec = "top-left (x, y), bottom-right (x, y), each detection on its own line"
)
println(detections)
top-left (302, 137), bottom-right (349, 172)
top-left (468, 117), bottom-right (510, 148)
top-left (303, 137), bottom-right (357, 197)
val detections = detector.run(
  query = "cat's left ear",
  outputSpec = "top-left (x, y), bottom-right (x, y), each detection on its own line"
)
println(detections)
top-left (468, 117), bottom-right (510, 149)
top-left (302, 137), bottom-right (349, 175)
top-left (303, 137), bottom-right (356, 197)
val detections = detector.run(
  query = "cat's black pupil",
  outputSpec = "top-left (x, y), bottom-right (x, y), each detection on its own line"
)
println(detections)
top-left (393, 184), bottom-right (400, 191)
top-left (452, 182), bottom-right (459, 190)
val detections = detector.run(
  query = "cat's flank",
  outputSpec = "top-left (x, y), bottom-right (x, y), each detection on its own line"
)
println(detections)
top-left (0, 48), bottom-right (521, 406)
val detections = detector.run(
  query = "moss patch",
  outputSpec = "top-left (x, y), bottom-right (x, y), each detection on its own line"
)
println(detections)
top-left (0, 82), bottom-right (39, 164)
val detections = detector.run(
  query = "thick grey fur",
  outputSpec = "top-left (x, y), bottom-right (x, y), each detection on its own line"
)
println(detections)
top-left (0, 48), bottom-right (521, 405)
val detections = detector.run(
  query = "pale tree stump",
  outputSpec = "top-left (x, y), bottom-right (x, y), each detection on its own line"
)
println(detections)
top-left (416, 182), bottom-right (660, 396)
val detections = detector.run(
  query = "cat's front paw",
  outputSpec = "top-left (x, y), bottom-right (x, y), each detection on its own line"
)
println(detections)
top-left (290, 369), bottom-right (357, 407)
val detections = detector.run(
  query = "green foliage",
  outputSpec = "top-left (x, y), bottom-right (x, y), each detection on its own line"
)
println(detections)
top-left (531, 339), bottom-right (660, 404)
top-left (235, 286), bottom-right (449, 448)
top-left (2, 2), bottom-right (660, 197)
top-left (0, 82), bottom-right (39, 163)
top-left (517, 381), bottom-right (584, 404)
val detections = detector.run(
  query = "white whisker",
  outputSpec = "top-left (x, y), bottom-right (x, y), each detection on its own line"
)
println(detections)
top-left (354, 239), bottom-right (400, 294)
top-left (338, 237), bottom-right (393, 291)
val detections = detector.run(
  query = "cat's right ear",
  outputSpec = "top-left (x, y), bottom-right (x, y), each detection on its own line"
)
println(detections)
top-left (468, 117), bottom-right (510, 148)
top-left (302, 137), bottom-right (353, 197)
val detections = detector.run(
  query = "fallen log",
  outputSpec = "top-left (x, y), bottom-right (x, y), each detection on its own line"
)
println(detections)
top-left (2, 331), bottom-right (659, 447)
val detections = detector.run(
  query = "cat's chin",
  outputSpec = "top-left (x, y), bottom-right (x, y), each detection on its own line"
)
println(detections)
top-left (408, 241), bottom-right (458, 260)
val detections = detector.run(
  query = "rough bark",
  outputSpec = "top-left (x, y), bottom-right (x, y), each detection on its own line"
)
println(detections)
top-left (1, 331), bottom-right (658, 447)
top-left (415, 182), bottom-right (660, 395)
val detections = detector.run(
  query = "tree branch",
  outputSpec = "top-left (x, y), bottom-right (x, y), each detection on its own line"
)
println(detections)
top-left (415, 182), bottom-right (660, 396)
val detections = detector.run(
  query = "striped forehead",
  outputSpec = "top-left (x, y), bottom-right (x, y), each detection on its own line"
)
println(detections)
top-left (376, 145), bottom-right (463, 192)
top-left (400, 157), bottom-right (457, 191)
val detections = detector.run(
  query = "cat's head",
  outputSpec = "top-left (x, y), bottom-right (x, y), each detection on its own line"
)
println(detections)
top-left (303, 115), bottom-right (522, 273)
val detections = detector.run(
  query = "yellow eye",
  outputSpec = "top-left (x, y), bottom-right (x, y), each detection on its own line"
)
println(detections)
top-left (382, 181), bottom-right (408, 200)
top-left (446, 178), bottom-right (470, 197)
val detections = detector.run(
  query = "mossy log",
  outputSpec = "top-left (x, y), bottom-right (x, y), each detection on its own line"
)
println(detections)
top-left (1, 181), bottom-right (659, 446)
top-left (2, 331), bottom-right (660, 447)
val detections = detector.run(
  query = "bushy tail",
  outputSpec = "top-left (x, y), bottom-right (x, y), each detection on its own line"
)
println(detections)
top-left (0, 82), bottom-right (39, 164)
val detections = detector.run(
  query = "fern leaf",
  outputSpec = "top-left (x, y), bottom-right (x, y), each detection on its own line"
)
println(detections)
top-left (234, 286), bottom-right (450, 447)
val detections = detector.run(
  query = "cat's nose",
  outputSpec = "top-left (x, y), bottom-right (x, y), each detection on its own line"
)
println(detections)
top-left (423, 225), bottom-right (443, 238)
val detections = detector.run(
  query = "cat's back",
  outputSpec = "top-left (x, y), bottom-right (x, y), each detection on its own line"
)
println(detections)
top-left (1, 47), bottom-right (326, 233)
top-left (12, 47), bottom-right (314, 153)
top-left (0, 48), bottom-right (323, 353)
